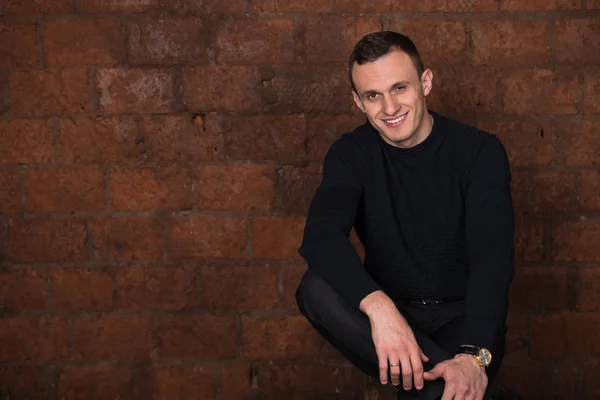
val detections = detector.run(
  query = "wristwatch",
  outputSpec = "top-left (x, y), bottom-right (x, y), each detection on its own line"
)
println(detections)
top-left (455, 345), bottom-right (492, 367)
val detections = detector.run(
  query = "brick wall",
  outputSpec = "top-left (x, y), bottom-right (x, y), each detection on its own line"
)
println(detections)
top-left (0, 0), bottom-right (598, 399)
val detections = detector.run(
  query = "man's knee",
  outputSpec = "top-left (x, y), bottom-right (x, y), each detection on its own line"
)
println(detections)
top-left (295, 270), bottom-right (320, 316)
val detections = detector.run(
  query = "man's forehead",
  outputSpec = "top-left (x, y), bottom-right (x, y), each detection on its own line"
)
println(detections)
top-left (351, 50), bottom-right (419, 90)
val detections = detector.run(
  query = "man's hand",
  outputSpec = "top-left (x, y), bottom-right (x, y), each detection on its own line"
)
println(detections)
top-left (423, 354), bottom-right (488, 400)
top-left (360, 291), bottom-right (429, 391)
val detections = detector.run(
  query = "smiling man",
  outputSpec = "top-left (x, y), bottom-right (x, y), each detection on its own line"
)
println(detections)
top-left (296, 31), bottom-right (515, 400)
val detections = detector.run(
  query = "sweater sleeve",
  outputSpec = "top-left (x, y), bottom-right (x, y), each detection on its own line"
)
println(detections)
top-left (461, 134), bottom-right (515, 351)
top-left (298, 134), bottom-right (382, 309)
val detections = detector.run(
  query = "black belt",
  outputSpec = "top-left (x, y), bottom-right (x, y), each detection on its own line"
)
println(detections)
top-left (407, 299), bottom-right (445, 305)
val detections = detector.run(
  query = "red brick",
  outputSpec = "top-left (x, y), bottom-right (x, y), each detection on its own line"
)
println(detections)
top-left (391, 20), bottom-right (467, 66)
top-left (269, 65), bottom-right (355, 114)
top-left (142, 115), bottom-right (220, 162)
top-left (501, 0), bottom-right (580, 9)
top-left (72, 314), bottom-right (153, 360)
top-left (583, 359), bottom-right (600, 398)
top-left (182, 66), bottom-right (264, 111)
top-left (79, 0), bottom-right (160, 13)
top-left (252, 217), bottom-right (304, 260)
top-left (0, 367), bottom-right (50, 400)
top-left (57, 366), bottom-right (134, 400)
top-left (307, 114), bottom-right (362, 161)
top-left (138, 365), bottom-right (217, 400)
top-left (0, 0), bottom-right (74, 14)
top-left (281, 266), bottom-right (306, 310)
top-left (198, 165), bottom-right (275, 211)
top-left (501, 69), bottom-right (579, 115)
top-left (163, 0), bottom-right (248, 13)
top-left (555, 18), bottom-right (600, 64)
top-left (511, 171), bottom-right (575, 213)
top-left (128, 18), bottom-right (206, 65)
top-left (88, 216), bottom-right (164, 262)
top-left (530, 313), bottom-right (568, 357)
top-left (471, 20), bottom-right (549, 66)
top-left (514, 215), bottom-right (544, 262)
top-left (566, 313), bottom-right (600, 356)
top-left (427, 67), bottom-right (500, 117)
top-left (584, 68), bottom-right (600, 114)
top-left (276, 164), bottom-right (322, 215)
top-left (215, 18), bottom-right (295, 64)
top-left (419, 0), bottom-right (497, 11)
top-left (334, 0), bottom-right (417, 11)
top-left (220, 364), bottom-right (253, 400)
top-left (96, 68), bottom-right (177, 114)
top-left (509, 267), bottom-right (568, 311)
top-left (578, 170), bottom-right (600, 211)
top-left (0, 70), bottom-right (9, 116)
top-left (110, 166), bottom-right (194, 211)
top-left (306, 16), bottom-right (381, 63)
top-left (167, 216), bottom-right (247, 260)
top-left (553, 219), bottom-right (600, 262)
top-left (575, 268), bottom-right (600, 311)
top-left (242, 316), bottom-right (322, 360)
top-left (198, 265), bottom-right (278, 310)
top-left (116, 265), bottom-right (196, 310)
top-left (156, 315), bottom-right (236, 358)
top-left (477, 120), bottom-right (552, 166)
top-left (497, 355), bottom-right (579, 399)
top-left (0, 267), bottom-right (47, 311)
top-left (505, 312), bottom-right (529, 354)
top-left (8, 218), bottom-right (87, 263)
top-left (50, 267), bottom-right (114, 311)
top-left (555, 120), bottom-right (600, 166)
top-left (0, 23), bottom-right (37, 67)
top-left (43, 19), bottom-right (125, 66)
top-left (10, 69), bottom-right (91, 117)
top-left (205, 114), bottom-right (307, 161)
top-left (251, 0), bottom-right (331, 11)
top-left (60, 117), bottom-right (143, 164)
top-left (0, 169), bottom-right (21, 214)
top-left (0, 119), bottom-right (55, 165)
top-left (25, 167), bottom-right (105, 212)
top-left (255, 363), bottom-right (340, 395)
top-left (589, 0), bottom-right (600, 8)
top-left (0, 316), bottom-right (68, 361)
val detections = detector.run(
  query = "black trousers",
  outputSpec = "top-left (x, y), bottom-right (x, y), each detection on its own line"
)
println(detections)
top-left (296, 271), bottom-right (505, 400)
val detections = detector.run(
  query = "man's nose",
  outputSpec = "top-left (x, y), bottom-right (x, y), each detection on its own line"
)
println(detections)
top-left (382, 95), bottom-right (399, 115)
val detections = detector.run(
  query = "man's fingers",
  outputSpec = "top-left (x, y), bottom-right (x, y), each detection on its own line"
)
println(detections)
top-left (419, 347), bottom-right (429, 362)
top-left (389, 358), bottom-right (401, 386)
top-left (423, 363), bottom-right (443, 381)
top-left (440, 384), bottom-right (455, 400)
top-left (410, 351), bottom-right (425, 390)
top-left (378, 355), bottom-right (388, 384)
top-left (400, 355), bottom-right (413, 391)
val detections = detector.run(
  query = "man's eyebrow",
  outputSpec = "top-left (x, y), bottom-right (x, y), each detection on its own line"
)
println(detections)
top-left (360, 81), bottom-right (411, 97)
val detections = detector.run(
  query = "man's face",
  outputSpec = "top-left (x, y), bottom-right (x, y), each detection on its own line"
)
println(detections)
top-left (351, 50), bottom-right (433, 148)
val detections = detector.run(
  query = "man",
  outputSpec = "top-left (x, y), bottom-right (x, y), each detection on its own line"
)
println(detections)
top-left (296, 31), bottom-right (514, 400)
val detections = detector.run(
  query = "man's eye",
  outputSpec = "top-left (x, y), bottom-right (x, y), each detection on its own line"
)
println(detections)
top-left (367, 93), bottom-right (378, 100)
top-left (395, 86), bottom-right (406, 91)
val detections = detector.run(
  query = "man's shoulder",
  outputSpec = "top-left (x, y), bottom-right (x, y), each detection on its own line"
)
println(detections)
top-left (435, 112), bottom-right (499, 154)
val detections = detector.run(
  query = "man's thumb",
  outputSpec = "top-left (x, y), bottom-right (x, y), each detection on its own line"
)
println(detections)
top-left (423, 365), bottom-right (443, 381)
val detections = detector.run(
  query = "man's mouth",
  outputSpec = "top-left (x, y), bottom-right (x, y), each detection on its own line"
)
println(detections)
top-left (382, 113), bottom-right (407, 126)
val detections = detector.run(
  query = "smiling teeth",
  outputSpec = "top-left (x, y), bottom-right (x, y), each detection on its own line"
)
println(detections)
top-left (386, 115), bottom-right (405, 123)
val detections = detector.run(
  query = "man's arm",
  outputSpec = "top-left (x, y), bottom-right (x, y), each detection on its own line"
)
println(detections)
top-left (298, 134), bottom-right (381, 308)
top-left (461, 134), bottom-right (515, 351)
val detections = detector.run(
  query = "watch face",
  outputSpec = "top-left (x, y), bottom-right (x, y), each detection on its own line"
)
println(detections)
top-left (477, 348), bottom-right (492, 366)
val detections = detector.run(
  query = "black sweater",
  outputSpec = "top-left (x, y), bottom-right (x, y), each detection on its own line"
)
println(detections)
top-left (299, 111), bottom-right (515, 350)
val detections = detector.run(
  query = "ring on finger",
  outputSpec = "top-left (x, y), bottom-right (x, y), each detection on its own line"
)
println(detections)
top-left (389, 363), bottom-right (399, 367)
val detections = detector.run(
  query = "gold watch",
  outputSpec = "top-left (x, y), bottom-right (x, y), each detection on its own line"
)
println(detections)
top-left (456, 345), bottom-right (492, 367)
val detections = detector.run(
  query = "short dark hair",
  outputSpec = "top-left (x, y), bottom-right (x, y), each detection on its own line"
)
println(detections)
top-left (348, 31), bottom-right (425, 93)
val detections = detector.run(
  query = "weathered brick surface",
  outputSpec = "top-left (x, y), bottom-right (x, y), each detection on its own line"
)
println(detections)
top-left (43, 19), bottom-right (125, 66)
top-left (0, 22), bottom-right (37, 67)
top-left (1, 3), bottom-right (598, 399)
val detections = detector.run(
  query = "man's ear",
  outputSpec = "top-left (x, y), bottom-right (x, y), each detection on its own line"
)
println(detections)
top-left (421, 69), bottom-right (433, 96)
top-left (352, 91), bottom-right (366, 113)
